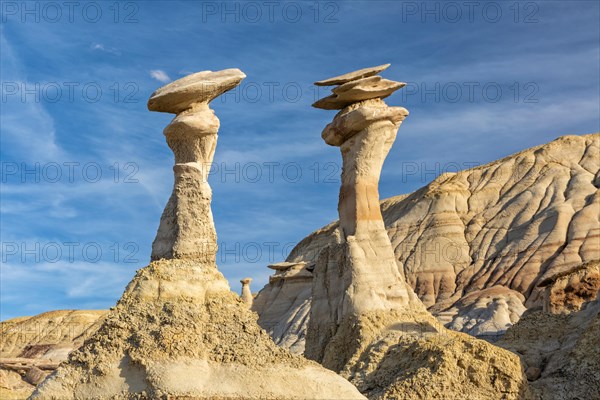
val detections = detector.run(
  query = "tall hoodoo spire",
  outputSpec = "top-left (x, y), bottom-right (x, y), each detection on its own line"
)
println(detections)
top-left (31, 69), bottom-right (366, 400)
top-left (148, 69), bottom-right (246, 261)
top-left (306, 64), bottom-right (425, 369)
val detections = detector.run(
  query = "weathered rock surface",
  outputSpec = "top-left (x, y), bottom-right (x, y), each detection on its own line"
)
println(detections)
top-left (31, 260), bottom-right (365, 399)
top-left (0, 310), bottom-right (105, 399)
top-left (538, 259), bottom-right (600, 314)
top-left (252, 262), bottom-right (313, 354)
top-left (239, 277), bottom-right (253, 306)
top-left (343, 311), bottom-right (531, 400)
top-left (253, 133), bottom-right (600, 352)
top-left (498, 290), bottom-right (600, 399)
top-left (307, 67), bottom-right (424, 369)
top-left (31, 69), bottom-right (365, 400)
top-left (149, 71), bottom-right (236, 261)
top-left (302, 65), bottom-right (530, 399)
top-left (1, 368), bottom-right (33, 400)
top-left (441, 286), bottom-right (526, 340)
top-left (1, 310), bottom-right (106, 360)
top-left (147, 68), bottom-right (246, 114)
top-left (315, 63), bottom-right (390, 86)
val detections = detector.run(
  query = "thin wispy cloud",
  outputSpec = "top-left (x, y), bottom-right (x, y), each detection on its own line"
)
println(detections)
top-left (91, 43), bottom-right (121, 56)
top-left (150, 70), bottom-right (171, 83)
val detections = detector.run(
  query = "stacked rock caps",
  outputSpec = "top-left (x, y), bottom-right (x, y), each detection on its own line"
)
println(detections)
top-left (301, 65), bottom-right (530, 400)
top-left (312, 63), bottom-right (406, 110)
top-left (306, 64), bottom-right (425, 370)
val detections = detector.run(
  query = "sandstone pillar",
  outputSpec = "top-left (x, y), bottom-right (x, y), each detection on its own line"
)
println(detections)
top-left (31, 69), bottom-right (366, 400)
top-left (149, 69), bottom-right (245, 261)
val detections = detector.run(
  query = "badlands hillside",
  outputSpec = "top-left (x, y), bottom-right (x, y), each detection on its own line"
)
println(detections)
top-left (253, 133), bottom-right (600, 351)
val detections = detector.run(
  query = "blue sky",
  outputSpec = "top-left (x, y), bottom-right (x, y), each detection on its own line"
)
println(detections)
top-left (1, 1), bottom-right (599, 320)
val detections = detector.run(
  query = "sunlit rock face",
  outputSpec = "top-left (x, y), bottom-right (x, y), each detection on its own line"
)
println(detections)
top-left (305, 65), bottom-right (426, 370)
top-left (30, 69), bottom-right (366, 400)
top-left (254, 133), bottom-right (600, 352)
top-left (285, 65), bottom-right (531, 400)
top-left (0, 310), bottom-right (106, 399)
top-left (498, 283), bottom-right (600, 399)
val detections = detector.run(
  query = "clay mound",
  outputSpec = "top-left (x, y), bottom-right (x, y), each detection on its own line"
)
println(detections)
top-left (31, 259), bottom-right (365, 399)
top-left (538, 259), bottom-right (600, 314)
top-left (498, 295), bottom-right (600, 399)
top-left (321, 310), bottom-right (530, 400)
top-left (440, 286), bottom-right (527, 340)
top-left (0, 310), bottom-right (105, 399)
top-left (1, 310), bottom-right (105, 360)
top-left (253, 133), bottom-right (600, 350)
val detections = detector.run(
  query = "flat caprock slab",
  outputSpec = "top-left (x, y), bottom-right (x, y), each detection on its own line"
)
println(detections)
top-left (314, 64), bottom-right (390, 86)
top-left (148, 68), bottom-right (246, 114)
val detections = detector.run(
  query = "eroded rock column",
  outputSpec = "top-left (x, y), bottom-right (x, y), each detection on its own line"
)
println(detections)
top-left (149, 69), bottom-right (246, 261)
top-left (240, 277), bottom-right (253, 306)
top-left (306, 64), bottom-right (425, 369)
top-left (31, 69), bottom-right (367, 400)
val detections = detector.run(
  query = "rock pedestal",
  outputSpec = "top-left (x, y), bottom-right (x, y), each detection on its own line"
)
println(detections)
top-left (303, 65), bottom-right (530, 400)
top-left (150, 69), bottom-right (245, 261)
top-left (31, 69), bottom-right (365, 400)
top-left (240, 277), bottom-right (253, 306)
top-left (306, 65), bottom-right (426, 369)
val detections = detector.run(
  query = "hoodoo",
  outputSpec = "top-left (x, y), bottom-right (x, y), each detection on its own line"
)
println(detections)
top-left (306, 63), bottom-right (426, 368)
top-left (303, 65), bottom-right (530, 400)
top-left (30, 69), bottom-right (365, 400)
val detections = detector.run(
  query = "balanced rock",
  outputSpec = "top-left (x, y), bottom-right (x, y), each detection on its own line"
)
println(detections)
top-left (255, 64), bottom-right (530, 399)
top-left (147, 68), bottom-right (245, 114)
top-left (314, 63), bottom-right (390, 86)
top-left (306, 66), bottom-right (425, 369)
top-left (313, 64), bottom-right (404, 110)
top-left (314, 78), bottom-right (405, 110)
top-left (31, 69), bottom-right (365, 400)
top-left (239, 277), bottom-right (253, 306)
top-left (149, 70), bottom-right (247, 261)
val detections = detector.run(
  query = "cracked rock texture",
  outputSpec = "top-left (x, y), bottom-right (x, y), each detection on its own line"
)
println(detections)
top-left (538, 259), bottom-right (600, 314)
top-left (30, 261), bottom-right (365, 399)
top-left (254, 133), bottom-right (600, 351)
top-left (498, 283), bottom-right (600, 399)
top-left (340, 311), bottom-right (531, 400)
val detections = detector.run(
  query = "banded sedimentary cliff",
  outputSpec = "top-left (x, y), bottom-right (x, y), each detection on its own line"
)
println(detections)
top-left (254, 133), bottom-right (600, 350)
top-left (31, 69), bottom-right (365, 400)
